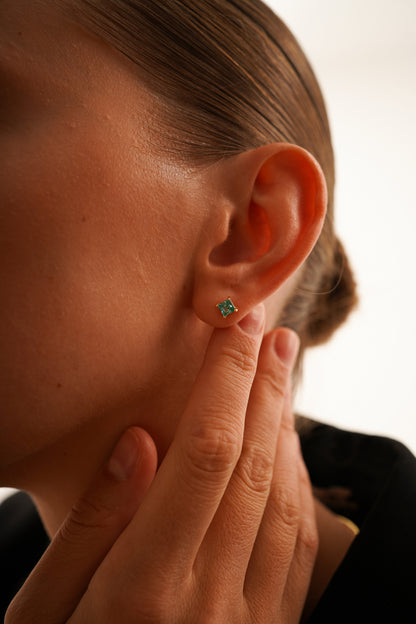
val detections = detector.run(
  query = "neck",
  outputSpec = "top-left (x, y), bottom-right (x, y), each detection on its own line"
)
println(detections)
top-left (29, 381), bottom-right (192, 536)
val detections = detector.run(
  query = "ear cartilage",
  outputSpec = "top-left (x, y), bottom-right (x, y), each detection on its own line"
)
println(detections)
top-left (216, 298), bottom-right (238, 318)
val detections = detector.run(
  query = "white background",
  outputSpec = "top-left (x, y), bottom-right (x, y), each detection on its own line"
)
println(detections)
top-left (1, 0), bottom-right (415, 504)
top-left (267, 0), bottom-right (416, 453)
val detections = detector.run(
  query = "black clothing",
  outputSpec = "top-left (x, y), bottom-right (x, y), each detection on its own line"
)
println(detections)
top-left (0, 490), bottom-right (49, 620)
top-left (1, 420), bottom-right (415, 622)
top-left (299, 419), bottom-right (416, 623)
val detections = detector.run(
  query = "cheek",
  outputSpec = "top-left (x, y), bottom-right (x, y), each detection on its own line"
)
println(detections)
top-left (0, 120), bottom-right (193, 470)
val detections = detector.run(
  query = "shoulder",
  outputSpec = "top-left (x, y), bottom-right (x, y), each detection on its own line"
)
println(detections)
top-left (297, 417), bottom-right (416, 623)
top-left (297, 416), bottom-right (415, 524)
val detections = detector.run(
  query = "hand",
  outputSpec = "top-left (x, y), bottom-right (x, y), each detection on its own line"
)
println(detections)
top-left (6, 305), bottom-right (318, 623)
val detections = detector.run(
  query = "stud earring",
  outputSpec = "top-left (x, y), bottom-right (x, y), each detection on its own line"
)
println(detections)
top-left (216, 297), bottom-right (238, 318)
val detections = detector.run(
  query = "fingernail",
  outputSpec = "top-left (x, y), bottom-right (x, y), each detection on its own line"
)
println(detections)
top-left (274, 329), bottom-right (300, 370)
top-left (106, 429), bottom-right (140, 481)
top-left (238, 304), bottom-right (265, 335)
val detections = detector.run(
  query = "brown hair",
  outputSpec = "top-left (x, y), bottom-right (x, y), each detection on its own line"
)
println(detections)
top-left (66, 0), bottom-right (358, 372)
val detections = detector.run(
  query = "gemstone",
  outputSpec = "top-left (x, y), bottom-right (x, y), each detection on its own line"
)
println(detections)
top-left (216, 298), bottom-right (238, 318)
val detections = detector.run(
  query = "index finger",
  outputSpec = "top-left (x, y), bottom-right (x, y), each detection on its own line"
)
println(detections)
top-left (110, 305), bottom-right (265, 576)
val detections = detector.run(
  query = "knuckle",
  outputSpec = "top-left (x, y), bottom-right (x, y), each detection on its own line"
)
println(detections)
top-left (298, 455), bottom-right (312, 488)
top-left (298, 519), bottom-right (319, 559)
top-left (272, 485), bottom-right (300, 531)
top-left (187, 425), bottom-right (242, 477)
top-left (59, 496), bottom-right (115, 544)
top-left (236, 445), bottom-right (274, 495)
top-left (220, 340), bottom-right (258, 379)
top-left (280, 416), bottom-right (296, 435)
top-left (258, 363), bottom-right (287, 402)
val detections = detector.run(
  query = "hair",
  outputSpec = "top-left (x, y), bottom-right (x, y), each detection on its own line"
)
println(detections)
top-left (65, 0), bottom-right (358, 376)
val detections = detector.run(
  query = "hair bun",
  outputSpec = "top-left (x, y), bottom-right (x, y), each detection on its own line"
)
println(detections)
top-left (305, 237), bottom-right (358, 347)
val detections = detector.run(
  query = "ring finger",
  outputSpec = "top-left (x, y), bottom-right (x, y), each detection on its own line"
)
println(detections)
top-left (243, 373), bottom-right (303, 618)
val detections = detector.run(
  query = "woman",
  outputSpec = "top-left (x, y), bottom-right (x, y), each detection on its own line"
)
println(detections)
top-left (1, 0), bottom-right (415, 622)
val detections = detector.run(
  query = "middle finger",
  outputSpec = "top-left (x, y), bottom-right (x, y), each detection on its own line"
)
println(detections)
top-left (197, 328), bottom-right (300, 591)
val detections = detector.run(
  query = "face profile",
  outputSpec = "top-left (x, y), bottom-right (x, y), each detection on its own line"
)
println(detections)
top-left (0, 0), bottom-right (329, 489)
top-left (0, 0), bottom-right (213, 476)
top-left (0, 2), bottom-right (414, 623)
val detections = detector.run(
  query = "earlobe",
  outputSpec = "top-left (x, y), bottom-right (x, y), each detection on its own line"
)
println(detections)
top-left (193, 143), bottom-right (327, 327)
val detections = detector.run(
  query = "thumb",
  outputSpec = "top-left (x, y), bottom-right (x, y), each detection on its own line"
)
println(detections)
top-left (6, 427), bottom-right (157, 624)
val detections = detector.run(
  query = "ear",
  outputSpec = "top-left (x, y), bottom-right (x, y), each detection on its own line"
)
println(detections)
top-left (192, 143), bottom-right (327, 326)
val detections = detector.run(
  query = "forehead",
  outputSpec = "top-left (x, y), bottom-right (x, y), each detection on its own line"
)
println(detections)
top-left (0, 0), bottom-right (149, 113)
top-left (1, 1), bottom-right (88, 86)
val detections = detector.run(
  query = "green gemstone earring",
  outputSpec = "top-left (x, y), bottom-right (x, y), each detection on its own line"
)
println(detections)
top-left (216, 297), bottom-right (238, 318)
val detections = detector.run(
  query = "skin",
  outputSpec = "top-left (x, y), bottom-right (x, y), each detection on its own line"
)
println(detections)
top-left (0, 0), bottom-right (215, 499)
top-left (1, 1), bottom-right (357, 621)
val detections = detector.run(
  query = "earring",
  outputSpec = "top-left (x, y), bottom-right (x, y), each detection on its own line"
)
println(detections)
top-left (216, 297), bottom-right (238, 318)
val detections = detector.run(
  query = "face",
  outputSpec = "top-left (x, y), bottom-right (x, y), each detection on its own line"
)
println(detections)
top-left (0, 0), bottom-right (211, 483)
